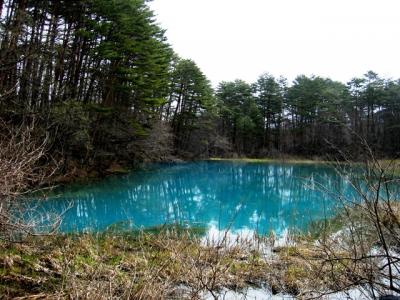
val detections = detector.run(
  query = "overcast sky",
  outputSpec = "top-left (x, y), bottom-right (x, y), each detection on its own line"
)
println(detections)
top-left (149, 0), bottom-right (400, 86)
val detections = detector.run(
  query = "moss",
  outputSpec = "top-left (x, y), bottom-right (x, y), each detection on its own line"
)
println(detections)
top-left (142, 224), bottom-right (207, 237)
top-left (307, 214), bottom-right (345, 240)
top-left (103, 222), bottom-right (207, 239)
top-left (20, 254), bottom-right (38, 265)
top-left (283, 246), bottom-right (300, 257)
top-left (284, 265), bottom-right (307, 295)
top-left (273, 246), bottom-right (300, 258)
top-left (75, 254), bottom-right (98, 267)
top-left (105, 162), bottom-right (130, 175)
top-left (286, 265), bottom-right (307, 280)
top-left (378, 159), bottom-right (400, 177)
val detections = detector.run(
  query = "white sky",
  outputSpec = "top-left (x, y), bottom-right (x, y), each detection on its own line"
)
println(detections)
top-left (149, 0), bottom-right (400, 86)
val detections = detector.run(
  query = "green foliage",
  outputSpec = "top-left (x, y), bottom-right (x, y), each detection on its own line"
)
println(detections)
top-left (216, 80), bottom-right (262, 154)
top-left (0, 0), bottom-right (177, 169)
top-left (50, 101), bottom-right (93, 155)
top-left (166, 58), bottom-right (216, 152)
top-left (286, 75), bottom-right (350, 154)
top-left (86, 0), bottom-right (173, 108)
top-left (253, 74), bottom-right (286, 151)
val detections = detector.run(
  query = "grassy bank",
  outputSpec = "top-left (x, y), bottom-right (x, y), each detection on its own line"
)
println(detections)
top-left (0, 228), bottom-right (329, 299)
top-left (209, 157), bottom-right (400, 176)
top-left (208, 157), bottom-right (327, 164)
top-left (50, 157), bottom-right (400, 186)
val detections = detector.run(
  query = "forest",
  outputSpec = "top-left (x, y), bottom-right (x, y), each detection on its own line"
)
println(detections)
top-left (1, 0), bottom-right (399, 179)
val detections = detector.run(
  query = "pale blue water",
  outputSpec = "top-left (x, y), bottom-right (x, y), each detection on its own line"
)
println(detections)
top-left (31, 161), bottom-right (364, 236)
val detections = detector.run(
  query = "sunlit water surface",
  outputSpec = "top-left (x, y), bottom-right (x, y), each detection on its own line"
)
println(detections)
top-left (34, 161), bottom-right (364, 237)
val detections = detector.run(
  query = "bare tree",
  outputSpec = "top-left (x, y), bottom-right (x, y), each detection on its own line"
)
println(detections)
top-left (304, 141), bottom-right (400, 299)
top-left (0, 118), bottom-right (61, 241)
top-left (129, 120), bottom-right (175, 162)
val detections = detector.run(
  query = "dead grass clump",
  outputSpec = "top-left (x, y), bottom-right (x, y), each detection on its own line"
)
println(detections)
top-left (5, 220), bottom-right (396, 299)
top-left (0, 230), bottom-right (275, 299)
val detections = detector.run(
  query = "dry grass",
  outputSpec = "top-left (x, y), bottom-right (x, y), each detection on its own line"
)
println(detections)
top-left (208, 158), bottom-right (400, 177)
top-left (0, 228), bottom-right (333, 300)
top-left (208, 157), bottom-right (327, 165)
top-left (378, 159), bottom-right (400, 177)
top-left (2, 210), bottom-right (399, 299)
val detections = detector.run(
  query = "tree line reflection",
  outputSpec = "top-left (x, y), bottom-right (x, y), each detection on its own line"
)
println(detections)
top-left (42, 162), bottom-right (357, 235)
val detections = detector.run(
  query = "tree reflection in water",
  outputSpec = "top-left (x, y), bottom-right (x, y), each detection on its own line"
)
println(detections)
top-left (38, 161), bottom-right (356, 236)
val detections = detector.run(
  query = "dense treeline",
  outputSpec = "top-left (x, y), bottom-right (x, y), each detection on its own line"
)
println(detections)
top-left (1, 0), bottom-right (399, 177)
top-left (217, 72), bottom-right (400, 157)
top-left (0, 0), bottom-right (175, 173)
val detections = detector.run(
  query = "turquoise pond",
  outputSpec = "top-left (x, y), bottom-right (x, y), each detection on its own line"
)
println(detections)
top-left (32, 161), bottom-right (371, 236)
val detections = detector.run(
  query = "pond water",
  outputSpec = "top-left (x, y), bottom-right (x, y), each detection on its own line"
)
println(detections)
top-left (34, 161), bottom-right (360, 236)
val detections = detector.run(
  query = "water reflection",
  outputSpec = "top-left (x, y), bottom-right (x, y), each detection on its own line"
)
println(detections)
top-left (39, 161), bottom-right (358, 236)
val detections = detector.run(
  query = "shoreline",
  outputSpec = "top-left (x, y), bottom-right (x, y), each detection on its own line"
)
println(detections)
top-left (208, 157), bottom-right (330, 164)
top-left (46, 156), bottom-right (400, 190)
